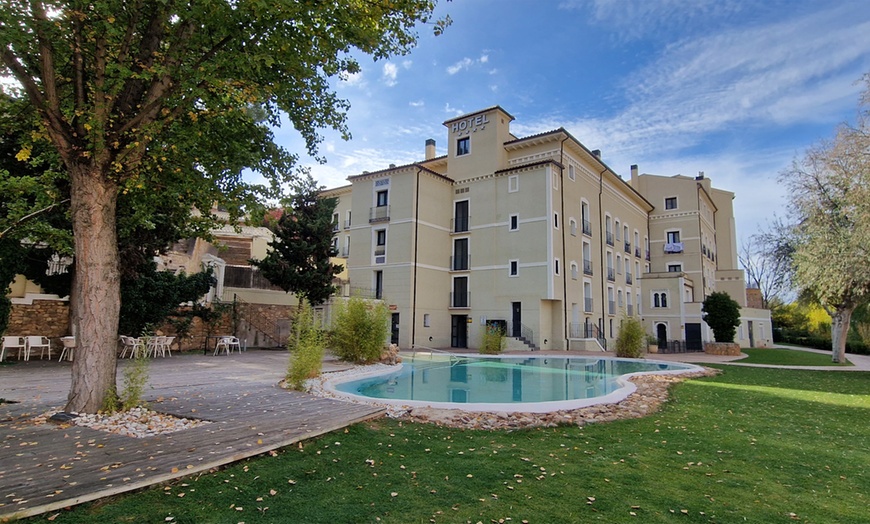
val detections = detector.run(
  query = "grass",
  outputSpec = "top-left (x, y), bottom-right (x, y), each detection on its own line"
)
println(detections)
top-left (739, 347), bottom-right (853, 367)
top-left (32, 366), bottom-right (870, 523)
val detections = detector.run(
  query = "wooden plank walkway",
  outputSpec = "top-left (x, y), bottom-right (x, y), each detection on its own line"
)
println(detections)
top-left (0, 351), bottom-right (384, 521)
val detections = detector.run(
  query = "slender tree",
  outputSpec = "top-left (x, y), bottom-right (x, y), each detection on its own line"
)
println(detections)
top-left (780, 74), bottom-right (870, 363)
top-left (739, 232), bottom-right (792, 310)
top-left (0, 1), bottom-right (447, 412)
top-left (253, 176), bottom-right (343, 307)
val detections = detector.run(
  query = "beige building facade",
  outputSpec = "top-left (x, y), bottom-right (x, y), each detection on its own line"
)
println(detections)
top-left (324, 106), bottom-right (771, 352)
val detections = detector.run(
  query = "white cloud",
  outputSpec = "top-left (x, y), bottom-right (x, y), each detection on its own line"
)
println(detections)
top-left (446, 53), bottom-right (491, 75)
top-left (444, 103), bottom-right (464, 117)
top-left (338, 70), bottom-right (364, 88)
top-left (409, 100), bottom-right (425, 107)
top-left (382, 62), bottom-right (398, 87)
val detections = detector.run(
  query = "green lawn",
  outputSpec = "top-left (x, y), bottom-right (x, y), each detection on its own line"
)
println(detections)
top-left (739, 347), bottom-right (852, 366)
top-left (37, 367), bottom-right (870, 523)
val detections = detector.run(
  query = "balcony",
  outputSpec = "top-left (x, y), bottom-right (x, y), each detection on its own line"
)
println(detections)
top-left (451, 216), bottom-right (470, 234)
top-left (584, 297), bottom-right (593, 313)
top-left (344, 219), bottom-right (351, 229)
top-left (369, 205), bottom-right (390, 223)
top-left (582, 219), bottom-right (592, 236)
top-left (626, 273), bottom-right (633, 285)
top-left (664, 242), bottom-right (684, 254)
top-left (605, 231), bottom-right (614, 246)
top-left (583, 259), bottom-right (593, 276)
top-left (450, 254), bottom-right (470, 271)
top-left (645, 250), bottom-right (651, 261)
top-left (341, 247), bottom-right (350, 257)
top-left (635, 247), bottom-right (641, 258)
top-left (332, 223), bottom-right (339, 232)
top-left (624, 242), bottom-right (631, 254)
top-left (607, 267), bottom-right (615, 282)
top-left (374, 246), bottom-right (386, 257)
top-left (450, 292), bottom-right (471, 309)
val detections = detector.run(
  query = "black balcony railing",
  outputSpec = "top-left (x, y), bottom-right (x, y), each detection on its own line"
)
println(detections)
top-left (635, 247), bottom-right (641, 258)
top-left (606, 231), bottom-right (614, 246)
top-left (645, 250), bottom-right (651, 261)
top-left (451, 255), bottom-right (470, 271)
top-left (583, 259), bottom-right (593, 276)
top-left (582, 219), bottom-right (592, 236)
top-left (624, 242), bottom-right (631, 254)
top-left (451, 216), bottom-right (470, 233)
top-left (450, 292), bottom-right (471, 308)
top-left (607, 268), bottom-right (615, 282)
top-left (626, 273), bottom-right (633, 285)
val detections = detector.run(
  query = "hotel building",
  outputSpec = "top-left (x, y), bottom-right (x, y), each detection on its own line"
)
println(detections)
top-left (324, 106), bottom-right (771, 351)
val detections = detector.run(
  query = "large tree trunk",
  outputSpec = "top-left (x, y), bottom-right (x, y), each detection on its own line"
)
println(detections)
top-left (65, 164), bottom-right (121, 413)
top-left (830, 307), bottom-right (853, 364)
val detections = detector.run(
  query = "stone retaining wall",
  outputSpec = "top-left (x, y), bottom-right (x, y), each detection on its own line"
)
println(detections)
top-left (704, 342), bottom-right (741, 356)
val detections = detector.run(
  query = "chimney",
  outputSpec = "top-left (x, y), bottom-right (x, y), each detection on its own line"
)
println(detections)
top-left (696, 171), bottom-right (704, 180)
top-left (591, 149), bottom-right (601, 159)
top-left (630, 164), bottom-right (639, 188)
top-left (425, 138), bottom-right (436, 160)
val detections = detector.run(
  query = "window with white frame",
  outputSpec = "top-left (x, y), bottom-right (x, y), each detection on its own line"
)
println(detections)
top-left (554, 258), bottom-right (561, 276)
top-left (665, 196), bottom-right (677, 210)
top-left (570, 261), bottom-right (578, 280)
top-left (509, 259), bottom-right (519, 277)
top-left (568, 164), bottom-right (575, 180)
top-left (509, 214), bottom-right (519, 231)
top-left (653, 291), bottom-right (669, 308)
top-left (457, 137), bottom-right (470, 156)
top-left (508, 175), bottom-right (519, 193)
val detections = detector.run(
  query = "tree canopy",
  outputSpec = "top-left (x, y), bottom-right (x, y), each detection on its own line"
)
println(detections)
top-left (254, 176), bottom-right (343, 306)
top-left (702, 291), bottom-right (741, 343)
top-left (0, 0), bottom-right (448, 412)
top-left (779, 74), bottom-right (870, 362)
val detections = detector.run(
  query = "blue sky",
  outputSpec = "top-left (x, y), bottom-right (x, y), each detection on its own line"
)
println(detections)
top-left (272, 0), bottom-right (870, 244)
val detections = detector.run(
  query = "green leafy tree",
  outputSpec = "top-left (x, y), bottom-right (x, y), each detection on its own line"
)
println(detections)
top-left (0, 0), bottom-right (448, 412)
top-left (702, 292), bottom-right (742, 343)
top-left (253, 176), bottom-right (343, 307)
top-left (330, 296), bottom-right (389, 364)
top-left (779, 75), bottom-right (870, 363)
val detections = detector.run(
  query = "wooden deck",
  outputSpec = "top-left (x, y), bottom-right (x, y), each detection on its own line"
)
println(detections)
top-left (0, 351), bottom-right (384, 521)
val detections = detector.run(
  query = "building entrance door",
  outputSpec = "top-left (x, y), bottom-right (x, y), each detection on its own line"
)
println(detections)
top-left (748, 321), bottom-right (755, 348)
top-left (451, 315), bottom-right (468, 348)
top-left (656, 323), bottom-right (668, 349)
top-left (686, 323), bottom-right (702, 351)
top-left (391, 313), bottom-right (400, 345)
top-left (511, 302), bottom-right (521, 337)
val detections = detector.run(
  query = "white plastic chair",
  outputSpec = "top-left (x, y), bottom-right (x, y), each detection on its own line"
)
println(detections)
top-left (2, 336), bottom-right (26, 361)
top-left (146, 336), bottom-right (172, 358)
top-left (119, 336), bottom-right (145, 359)
top-left (213, 336), bottom-right (241, 355)
top-left (59, 336), bottom-right (76, 362)
top-left (26, 336), bottom-right (52, 360)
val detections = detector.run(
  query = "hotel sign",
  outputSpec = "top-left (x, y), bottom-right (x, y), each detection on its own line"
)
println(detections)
top-left (451, 114), bottom-right (489, 134)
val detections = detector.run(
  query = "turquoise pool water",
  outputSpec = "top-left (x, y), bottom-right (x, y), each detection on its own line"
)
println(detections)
top-left (329, 354), bottom-right (701, 413)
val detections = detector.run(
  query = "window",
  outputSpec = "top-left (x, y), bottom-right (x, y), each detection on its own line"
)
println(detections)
top-left (509, 260), bottom-right (518, 277)
top-left (377, 190), bottom-right (388, 207)
top-left (332, 213), bottom-right (339, 232)
top-left (453, 238), bottom-right (469, 271)
top-left (554, 258), bottom-right (560, 276)
top-left (454, 200), bottom-right (469, 233)
top-left (665, 197), bottom-right (677, 210)
top-left (615, 220), bottom-right (621, 242)
top-left (509, 214), bottom-right (518, 231)
top-left (345, 210), bottom-right (352, 229)
top-left (668, 264), bottom-right (682, 273)
top-left (457, 137), bottom-right (470, 156)
top-left (423, 313), bottom-right (430, 328)
top-left (584, 282), bottom-right (593, 312)
top-left (554, 213), bottom-right (559, 229)
top-left (571, 262), bottom-right (578, 280)
top-left (509, 175), bottom-right (519, 193)
top-left (376, 229), bottom-right (386, 246)
top-left (452, 277), bottom-right (469, 308)
top-left (569, 218), bottom-right (577, 236)
top-left (331, 237), bottom-right (338, 253)
top-left (667, 231), bottom-right (681, 244)
top-left (374, 270), bottom-right (383, 300)
top-left (653, 291), bottom-right (669, 308)
top-left (568, 164), bottom-right (575, 180)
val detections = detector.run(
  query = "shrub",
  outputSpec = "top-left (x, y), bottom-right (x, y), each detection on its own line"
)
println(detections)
top-left (104, 350), bottom-right (150, 413)
top-left (480, 324), bottom-right (505, 355)
top-left (329, 296), bottom-right (389, 363)
top-left (286, 303), bottom-right (325, 390)
top-left (615, 314), bottom-right (645, 358)
top-left (702, 291), bottom-right (741, 343)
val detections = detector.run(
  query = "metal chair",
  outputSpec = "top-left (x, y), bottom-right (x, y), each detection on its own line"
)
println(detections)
top-left (26, 336), bottom-right (52, 360)
top-left (1, 336), bottom-right (26, 361)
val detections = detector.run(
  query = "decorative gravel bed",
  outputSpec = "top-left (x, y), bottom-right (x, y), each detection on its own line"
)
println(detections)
top-left (29, 407), bottom-right (211, 438)
top-left (304, 363), bottom-right (720, 430)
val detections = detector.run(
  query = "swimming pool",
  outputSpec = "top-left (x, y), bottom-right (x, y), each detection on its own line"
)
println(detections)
top-left (326, 353), bottom-right (703, 413)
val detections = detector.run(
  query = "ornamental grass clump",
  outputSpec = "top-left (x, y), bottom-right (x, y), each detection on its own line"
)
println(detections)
top-left (480, 324), bottom-right (505, 354)
top-left (615, 314), bottom-right (645, 358)
top-left (286, 303), bottom-right (325, 390)
top-left (329, 296), bottom-right (389, 363)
